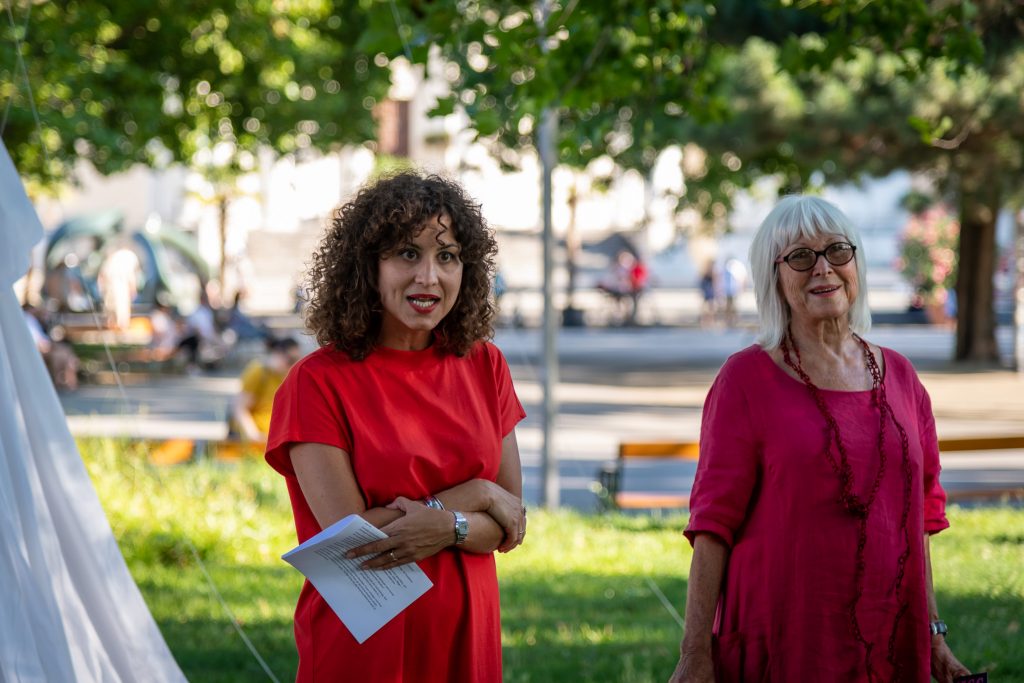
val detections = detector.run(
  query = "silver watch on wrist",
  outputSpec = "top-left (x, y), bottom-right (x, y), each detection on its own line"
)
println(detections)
top-left (452, 511), bottom-right (469, 545)
top-left (929, 620), bottom-right (948, 637)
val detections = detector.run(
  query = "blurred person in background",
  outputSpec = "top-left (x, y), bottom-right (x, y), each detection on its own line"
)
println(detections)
top-left (147, 296), bottom-right (182, 363)
top-left (97, 240), bottom-right (140, 330)
top-left (177, 290), bottom-right (228, 372)
top-left (23, 303), bottom-right (78, 391)
top-left (627, 253), bottom-right (650, 325)
top-left (600, 249), bottom-right (647, 325)
top-left (222, 290), bottom-right (270, 343)
top-left (699, 261), bottom-right (719, 328)
top-left (721, 256), bottom-right (747, 328)
top-left (670, 196), bottom-right (968, 683)
top-left (230, 336), bottom-right (302, 444)
top-left (266, 171), bottom-right (526, 682)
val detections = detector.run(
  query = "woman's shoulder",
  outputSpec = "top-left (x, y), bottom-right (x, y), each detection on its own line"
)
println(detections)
top-left (875, 345), bottom-right (922, 387)
top-left (718, 344), bottom-right (772, 378)
top-left (454, 341), bottom-right (516, 385)
top-left (705, 345), bottom-right (777, 402)
top-left (462, 339), bottom-right (507, 364)
top-left (285, 345), bottom-right (352, 382)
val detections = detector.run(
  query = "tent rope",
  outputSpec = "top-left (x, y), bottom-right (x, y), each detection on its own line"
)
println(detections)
top-left (1, 5), bottom-right (281, 681)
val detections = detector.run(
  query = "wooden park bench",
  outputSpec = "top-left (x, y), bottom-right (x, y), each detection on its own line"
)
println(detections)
top-left (594, 441), bottom-right (700, 511)
top-left (936, 435), bottom-right (1024, 503)
top-left (595, 435), bottom-right (1024, 512)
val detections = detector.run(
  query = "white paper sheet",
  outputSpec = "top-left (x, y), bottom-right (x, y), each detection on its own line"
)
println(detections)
top-left (283, 515), bottom-right (433, 644)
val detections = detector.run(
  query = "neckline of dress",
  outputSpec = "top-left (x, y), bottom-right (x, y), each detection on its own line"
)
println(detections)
top-left (367, 341), bottom-right (445, 369)
top-left (757, 344), bottom-right (887, 395)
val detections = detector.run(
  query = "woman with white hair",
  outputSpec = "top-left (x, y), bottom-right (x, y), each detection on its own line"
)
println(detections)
top-left (669, 196), bottom-right (970, 682)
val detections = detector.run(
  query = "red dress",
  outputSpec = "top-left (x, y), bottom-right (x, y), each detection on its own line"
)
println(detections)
top-left (685, 345), bottom-right (949, 682)
top-left (266, 341), bottom-right (525, 683)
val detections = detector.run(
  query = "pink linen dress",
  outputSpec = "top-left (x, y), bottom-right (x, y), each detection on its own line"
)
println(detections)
top-left (685, 345), bottom-right (949, 682)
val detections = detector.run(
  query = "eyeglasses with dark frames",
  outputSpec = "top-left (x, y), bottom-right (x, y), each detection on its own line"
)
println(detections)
top-left (775, 242), bottom-right (857, 272)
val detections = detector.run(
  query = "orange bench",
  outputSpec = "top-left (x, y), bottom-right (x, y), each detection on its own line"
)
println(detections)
top-left (149, 438), bottom-right (264, 466)
top-left (597, 436), bottom-right (1024, 511)
top-left (936, 435), bottom-right (1024, 503)
top-left (595, 441), bottom-right (699, 511)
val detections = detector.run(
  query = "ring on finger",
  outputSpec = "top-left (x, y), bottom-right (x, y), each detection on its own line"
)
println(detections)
top-left (389, 550), bottom-right (397, 562)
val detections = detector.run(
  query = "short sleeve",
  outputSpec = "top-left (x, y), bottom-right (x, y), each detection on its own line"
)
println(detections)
top-left (265, 360), bottom-right (352, 476)
top-left (239, 361), bottom-right (264, 395)
top-left (684, 365), bottom-right (760, 549)
top-left (486, 343), bottom-right (526, 437)
top-left (916, 382), bottom-right (950, 534)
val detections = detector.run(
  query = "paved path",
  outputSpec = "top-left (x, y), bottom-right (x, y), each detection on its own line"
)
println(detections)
top-left (61, 326), bottom-right (1024, 510)
top-left (500, 325), bottom-right (1023, 508)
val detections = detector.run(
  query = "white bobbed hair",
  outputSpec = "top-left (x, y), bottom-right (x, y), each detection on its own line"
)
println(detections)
top-left (749, 195), bottom-right (871, 349)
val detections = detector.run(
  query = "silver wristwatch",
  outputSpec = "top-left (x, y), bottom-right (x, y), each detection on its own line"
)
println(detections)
top-left (929, 620), bottom-right (948, 637)
top-left (452, 511), bottom-right (469, 545)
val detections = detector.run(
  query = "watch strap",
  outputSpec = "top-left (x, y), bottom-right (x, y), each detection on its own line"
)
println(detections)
top-left (929, 620), bottom-right (948, 637)
top-left (452, 511), bottom-right (469, 545)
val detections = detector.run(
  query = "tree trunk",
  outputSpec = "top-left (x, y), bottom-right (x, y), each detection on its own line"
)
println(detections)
top-left (1015, 207), bottom-right (1024, 373)
top-left (218, 195), bottom-right (228, 293)
top-left (562, 181), bottom-right (584, 327)
top-left (566, 183), bottom-right (579, 306)
top-left (954, 183), bottom-right (1000, 362)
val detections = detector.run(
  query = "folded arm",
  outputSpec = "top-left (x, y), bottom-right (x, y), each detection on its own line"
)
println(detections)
top-left (290, 430), bottom-right (524, 570)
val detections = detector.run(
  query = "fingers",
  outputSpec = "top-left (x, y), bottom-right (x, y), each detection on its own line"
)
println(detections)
top-left (498, 506), bottom-right (528, 553)
top-left (386, 496), bottom-right (417, 512)
top-left (346, 534), bottom-right (417, 569)
top-left (346, 538), bottom-right (391, 560)
top-left (358, 546), bottom-right (412, 570)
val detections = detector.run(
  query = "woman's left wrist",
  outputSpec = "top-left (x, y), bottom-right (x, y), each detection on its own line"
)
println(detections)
top-left (452, 511), bottom-right (469, 545)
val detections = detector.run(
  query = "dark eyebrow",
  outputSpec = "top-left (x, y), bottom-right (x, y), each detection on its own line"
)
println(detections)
top-left (438, 241), bottom-right (461, 251)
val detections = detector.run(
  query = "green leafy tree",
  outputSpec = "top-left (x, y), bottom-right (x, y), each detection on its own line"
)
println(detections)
top-left (364, 1), bottom-right (987, 345)
top-left (1, 0), bottom-right (395, 285)
top-left (373, 0), bottom-right (976, 174)
top-left (2, 0), bottom-right (391, 188)
top-left (673, 6), bottom-right (1023, 362)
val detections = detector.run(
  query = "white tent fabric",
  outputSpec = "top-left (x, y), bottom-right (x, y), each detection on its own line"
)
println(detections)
top-left (0, 141), bottom-right (186, 683)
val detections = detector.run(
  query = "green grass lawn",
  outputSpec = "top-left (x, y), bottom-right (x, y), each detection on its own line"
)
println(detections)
top-left (82, 439), bottom-right (1024, 682)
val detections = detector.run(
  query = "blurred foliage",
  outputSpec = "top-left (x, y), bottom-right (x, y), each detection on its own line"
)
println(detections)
top-left (898, 206), bottom-right (960, 304)
top-left (354, 0), bottom-right (1011, 361)
top-left (0, 0), bottom-right (393, 191)
top-left (2, 0), bottom-right (1012, 357)
top-left (1, 0), bottom-right (993, 199)
top-left (360, 0), bottom-right (981, 176)
top-left (667, 2), bottom-right (1024, 360)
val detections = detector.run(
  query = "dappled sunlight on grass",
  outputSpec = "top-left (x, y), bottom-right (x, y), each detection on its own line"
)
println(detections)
top-left (79, 438), bottom-right (1024, 682)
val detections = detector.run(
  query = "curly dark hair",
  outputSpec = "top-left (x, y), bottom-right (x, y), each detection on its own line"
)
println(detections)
top-left (304, 170), bottom-right (498, 359)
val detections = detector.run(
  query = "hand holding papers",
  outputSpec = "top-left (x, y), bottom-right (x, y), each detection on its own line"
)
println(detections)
top-left (282, 514), bottom-right (433, 643)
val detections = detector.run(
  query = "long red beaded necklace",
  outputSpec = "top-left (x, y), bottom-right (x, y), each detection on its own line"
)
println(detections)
top-left (780, 329), bottom-right (916, 682)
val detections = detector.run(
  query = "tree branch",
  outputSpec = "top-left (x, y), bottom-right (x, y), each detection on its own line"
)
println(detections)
top-left (930, 118), bottom-right (975, 150)
top-left (557, 25), bottom-right (611, 103)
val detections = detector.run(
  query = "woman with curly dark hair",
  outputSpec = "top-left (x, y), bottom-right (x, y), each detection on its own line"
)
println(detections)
top-left (265, 171), bottom-right (527, 682)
